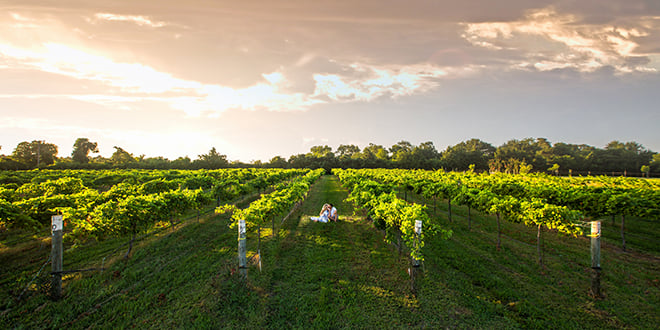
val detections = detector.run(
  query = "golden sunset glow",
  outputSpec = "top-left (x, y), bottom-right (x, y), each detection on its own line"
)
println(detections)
top-left (1, 2), bottom-right (659, 161)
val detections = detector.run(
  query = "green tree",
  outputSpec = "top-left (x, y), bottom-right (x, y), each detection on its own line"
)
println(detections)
top-left (650, 154), bottom-right (660, 174)
top-left (361, 143), bottom-right (389, 168)
top-left (337, 144), bottom-right (361, 159)
top-left (307, 145), bottom-right (338, 170)
top-left (71, 138), bottom-right (98, 163)
top-left (551, 143), bottom-right (596, 173)
top-left (267, 156), bottom-right (288, 168)
top-left (288, 153), bottom-right (315, 168)
top-left (593, 141), bottom-right (653, 173)
top-left (441, 138), bottom-right (495, 171)
top-left (171, 156), bottom-right (192, 169)
top-left (362, 143), bottom-right (388, 160)
top-left (336, 144), bottom-right (361, 168)
top-left (410, 141), bottom-right (440, 169)
top-left (12, 140), bottom-right (58, 167)
top-left (533, 138), bottom-right (554, 169)
top-left (111, 146), bottom-right (136, 165)
top-left (548, 163), bottom-right (560, 176)
top-left (389, 141), bottom-right (413, 164)
top-left (492, 138), bottom-right (547, 172)
top-left (310, 145), bottom-right (334, 158)
top-left (194, 147), bottom-right (228, 169)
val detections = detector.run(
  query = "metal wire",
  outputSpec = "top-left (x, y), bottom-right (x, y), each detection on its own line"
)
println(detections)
top-left (17, 255), bottom-right (51, 301)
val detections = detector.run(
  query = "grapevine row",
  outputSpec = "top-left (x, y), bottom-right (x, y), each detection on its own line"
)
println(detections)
top-left (0, 169), bottom-right (309, 242)
top-left (337, 169), bottom-right (589, 266)
top-left (217, 169), bottom-right (325, 230)
top-left (334, 169), bottom-right (451, 262)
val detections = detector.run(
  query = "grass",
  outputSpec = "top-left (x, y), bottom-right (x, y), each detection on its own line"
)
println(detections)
top-left (1, 174), bottom-right (658, 329)
top-left (407, 191), bottom-right (660, 329)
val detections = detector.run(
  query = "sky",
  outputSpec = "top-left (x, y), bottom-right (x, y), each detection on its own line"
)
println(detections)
top-left (1, 0), bottom-right (659, 162)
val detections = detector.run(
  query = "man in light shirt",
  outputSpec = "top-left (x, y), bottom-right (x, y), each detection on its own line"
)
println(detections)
top-left (328, 203), bottom-right (338, 222)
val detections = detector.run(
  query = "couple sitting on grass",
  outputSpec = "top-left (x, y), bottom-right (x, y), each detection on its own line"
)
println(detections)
top-left (310, 203), bottom-right (337, 223)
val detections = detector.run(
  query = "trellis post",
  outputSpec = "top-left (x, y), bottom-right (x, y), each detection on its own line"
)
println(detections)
top-left (590, 221), bottom-right (602, 298)
top-left (238, 220), bottom-right (247, 280)
top-left (51, 215), bottom-right (63, 300)
top-left (410, 220), bottom-right (422, 293)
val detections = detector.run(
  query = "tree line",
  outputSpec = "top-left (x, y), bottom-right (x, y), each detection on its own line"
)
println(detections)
top-left (1, 137), bottom-right (659, 176)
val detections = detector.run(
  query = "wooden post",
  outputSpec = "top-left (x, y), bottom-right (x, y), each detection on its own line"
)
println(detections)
top-left (620, 215), bottom-right (626, 252)
top-left (496, 213), bottom-right (502, 250)
top-left (448, 199), bottom-right (452, 222)
top-left (590, 221), bottom-right (602, 298)
top-left (537, 224), bottom-right (543, 267)
top-left (257, 225), bottom-right (262, 272)
top-left (237, 220), bottom-right (247, 280)
top-left (412, 220), bottom-right (422, 267)
top-left (467, 206), bottom-right (472, 231)
top-left (410, 220), bottom-right (422, 293)
top-left (51, 215), bottom-right (63, 300)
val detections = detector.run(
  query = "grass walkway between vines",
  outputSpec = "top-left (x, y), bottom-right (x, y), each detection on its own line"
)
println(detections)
top-left (2, 174), bottom-right (658, 328)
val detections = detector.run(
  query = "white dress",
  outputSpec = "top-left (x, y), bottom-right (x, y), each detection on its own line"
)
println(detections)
top-left (311, 210), bottom-right (329, 223)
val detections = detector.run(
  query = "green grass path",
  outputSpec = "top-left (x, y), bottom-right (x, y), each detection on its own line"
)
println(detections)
top-left (256, 174), bottom-right (416, 328)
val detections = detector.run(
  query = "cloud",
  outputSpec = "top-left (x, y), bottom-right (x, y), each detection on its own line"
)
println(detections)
top-left (0, 40), bottom-right (322, 115)
top-left (4, 3), bottom-right (658, 122)
top-left (89, 13), bottom-right (169, 28)
top-left (312, 62), bottom-right (479, 102)
top-left (0, 41), bottom-right (202, 95)
top-left (462, 7), bottom-right (660, 73)
top-left (2, 36), bottom-right (469, 115)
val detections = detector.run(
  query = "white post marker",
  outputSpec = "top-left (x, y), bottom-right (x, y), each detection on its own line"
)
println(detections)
top-left (412, 220), bottom-right (422, 267)
top-left (415, 220), bottom-right (422, 235)
top-left (51, 215), bottom-right (63, 300)
top-left (52, 215), bottom-right (63, 233)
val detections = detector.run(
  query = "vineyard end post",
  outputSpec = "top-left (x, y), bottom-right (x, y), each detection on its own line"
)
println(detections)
top-left (258, 225), bottom-right (262, 272)
top-left (590, 221), bottom-right (602, 298)
top-left (411, 220), bottom-right (423, 293)
top-left (412, 220), bottom-right (422, 267)
top-left (51, 215), bottom-right (63, 301)
top-left (238, 220), bottom-right (247, 280)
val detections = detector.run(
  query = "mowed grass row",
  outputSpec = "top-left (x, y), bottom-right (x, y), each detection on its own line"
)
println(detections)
top-left (408, 190), bottom-right (660, 329)
top-left (2, 212), bottom-right (243, 328)
top-left (2, 174), bottom-right (658, 328)
top-left (237, 174), bottom-right (419, 328)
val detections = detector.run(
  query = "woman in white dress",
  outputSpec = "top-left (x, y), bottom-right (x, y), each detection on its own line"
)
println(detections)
top-left (311, 204), bottom-right (330, 223)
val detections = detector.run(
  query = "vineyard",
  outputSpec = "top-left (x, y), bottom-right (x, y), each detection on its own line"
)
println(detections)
top-left (1, 169), bottom-right (659, 328)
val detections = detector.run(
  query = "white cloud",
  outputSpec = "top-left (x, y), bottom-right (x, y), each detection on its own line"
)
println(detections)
top-left (0, 36), bottom-right (477, 115)
top-left (312, 63), bottom-right (477, 102)
top-left (0, 41), bottom-right (322, 115)
top-left (90, 13), bottom-right (169, 28)
top-left (462, 7), bottom-right (660, 73)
